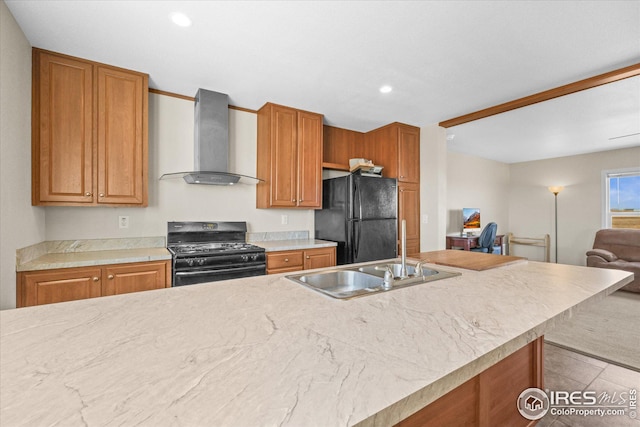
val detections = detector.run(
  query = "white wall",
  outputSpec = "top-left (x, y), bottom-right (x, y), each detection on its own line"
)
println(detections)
top-left (44, 94), bottom-right (315, 240)
top-left (420, 124), bottom-right (448, 250)
top-left (0, 1), bottom-right (46, 310)
top-left (446, 151), bottom-right (510, 238)
top-left (508, 146), bottom-right (640, 266)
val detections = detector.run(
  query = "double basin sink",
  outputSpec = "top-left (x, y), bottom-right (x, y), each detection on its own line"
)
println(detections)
top-left (286, 261), bottom-right (461, 300)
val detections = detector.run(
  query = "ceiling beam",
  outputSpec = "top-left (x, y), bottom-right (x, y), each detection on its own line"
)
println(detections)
top-left (439, 63), bottom-right (640, 128)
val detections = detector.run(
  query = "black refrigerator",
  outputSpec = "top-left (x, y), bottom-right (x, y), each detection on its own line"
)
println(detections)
top-left (315, 173), bottom-right (397, 265)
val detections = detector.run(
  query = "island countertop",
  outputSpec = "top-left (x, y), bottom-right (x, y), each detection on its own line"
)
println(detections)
top-left (0, 255), bottom-right (633, 426)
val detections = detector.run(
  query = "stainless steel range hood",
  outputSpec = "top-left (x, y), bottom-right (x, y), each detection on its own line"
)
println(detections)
top-left (160, 89), bottom-right (262, 185)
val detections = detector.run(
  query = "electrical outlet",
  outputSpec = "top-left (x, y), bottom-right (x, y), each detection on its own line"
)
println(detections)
top-left (119, 216), bottom-right (129, 229)
top-left (422, 214), bottom-right (429, 224)
top-left (281, 215), bottom-right (288, 225)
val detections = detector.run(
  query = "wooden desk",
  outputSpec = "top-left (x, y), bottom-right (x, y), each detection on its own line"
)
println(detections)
top-left (446, 234), bottom-right (504, 251)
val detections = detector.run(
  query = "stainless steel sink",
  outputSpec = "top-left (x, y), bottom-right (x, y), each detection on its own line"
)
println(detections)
top-left (286, 261), bottom-right (461, 300)
top-left (358, 263), bottom-right (440, 279)
top-left (290, 270), bottom-right (385, 299)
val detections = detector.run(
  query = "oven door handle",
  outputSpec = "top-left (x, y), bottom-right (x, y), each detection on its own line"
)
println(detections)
top-left (175, 265), bottom-right (265, 277)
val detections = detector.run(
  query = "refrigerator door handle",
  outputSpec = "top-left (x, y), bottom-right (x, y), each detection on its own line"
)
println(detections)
top-left (353, 179), bottom-right (362, 260)
top-left (355, 219), bottom-right (362, 259)
top-left (350, 220), bottom-right (358, 261)
top-left (352, 180), bottom-right (359, 220)
top-left (358, 185), bottom-right (363, 220)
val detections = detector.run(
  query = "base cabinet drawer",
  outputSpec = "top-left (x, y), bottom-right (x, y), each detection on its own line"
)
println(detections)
top-left (266, 247), bottom-right (336, 274)
top-left (17, 260), bottom-right (171, 307)
top-left (267, 251), bottom-right (304, 271)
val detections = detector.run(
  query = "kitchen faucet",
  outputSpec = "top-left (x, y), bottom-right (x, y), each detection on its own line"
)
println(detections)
top-left (374, 220), bottom-right (424, 289)
top-left (400, 219), bottom-right (408, 278)
top-left (401, 220), bottom-right (424, 279)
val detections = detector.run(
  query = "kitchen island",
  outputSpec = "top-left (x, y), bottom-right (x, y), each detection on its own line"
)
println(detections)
top-left (0, 253), bottom-right (633, 426)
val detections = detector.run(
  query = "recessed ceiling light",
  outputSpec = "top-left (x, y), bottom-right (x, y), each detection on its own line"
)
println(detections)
top-left (379, 85), bottom-right (392, 94)
top-left (171, 12), bottom-right (192, 27)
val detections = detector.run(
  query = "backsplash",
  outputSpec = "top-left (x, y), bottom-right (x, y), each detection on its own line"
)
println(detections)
top-left (246, 230), bottom-right (309, 242)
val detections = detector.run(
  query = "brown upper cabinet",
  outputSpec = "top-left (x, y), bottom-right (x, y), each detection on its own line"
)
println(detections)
top-left (32, 48), bottom-right (148, 206)
top-left (256, 103), bottom-right (323, 209)
top-left (322, 126), bottom-right (366, 170)
top-left (365, 122), bottom-right (420, 183)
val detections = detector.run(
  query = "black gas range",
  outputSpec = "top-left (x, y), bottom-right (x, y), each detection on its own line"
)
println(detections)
top-left (167, 221), bottom-right (266, 287)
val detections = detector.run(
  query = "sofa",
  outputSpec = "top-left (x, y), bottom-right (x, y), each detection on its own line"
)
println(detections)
top-left (586, 229), bottom-right (640, 293)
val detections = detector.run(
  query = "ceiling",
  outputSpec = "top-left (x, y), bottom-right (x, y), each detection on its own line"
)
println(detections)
top-left (5, 0), bottom-right (640, 163)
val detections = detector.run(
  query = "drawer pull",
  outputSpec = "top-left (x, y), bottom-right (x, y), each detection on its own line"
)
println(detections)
top-left (284, 258), bottom-right (289, 262)
top-left (92, 277), bottom-right (99, 282)
top-left (108, 274), bottom-right (114, 280)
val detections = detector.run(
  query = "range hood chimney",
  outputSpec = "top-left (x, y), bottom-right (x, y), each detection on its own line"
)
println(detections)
top-left (160, 88), bottom-right (262, 185)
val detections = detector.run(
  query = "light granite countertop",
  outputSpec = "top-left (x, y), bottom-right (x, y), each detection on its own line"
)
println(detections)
top-left (246, 230), bottom-right (337, 252)
top-left (0, 258), bottom-right (632, 426)
top-left (16, 237), bottom-right (171, 272)
top-left (252, 238), bottom-right (337, 252)
top-left (16, 247), bottom-right (172, 272)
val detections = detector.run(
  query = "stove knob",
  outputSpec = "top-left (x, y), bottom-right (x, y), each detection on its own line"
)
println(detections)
top-left (251, 254), bottom-right (259, 261)
top-left (198, 259), bottom-right (205, 266)
top-left (187, 259), bottom-right (194, 267)
top-left (241, 255), bottom-right (249, 262)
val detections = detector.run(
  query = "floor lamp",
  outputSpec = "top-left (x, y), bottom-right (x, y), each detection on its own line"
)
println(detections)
top-left (548, 186), bottom-right (564, 263)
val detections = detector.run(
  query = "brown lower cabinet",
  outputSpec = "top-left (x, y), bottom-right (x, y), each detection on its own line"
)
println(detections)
top-left (395, 337), bottom-right (544, 427)
top-left (17, 260), bottom-right (171, 307)
top-left (266, 247), bottom-right (336, 274)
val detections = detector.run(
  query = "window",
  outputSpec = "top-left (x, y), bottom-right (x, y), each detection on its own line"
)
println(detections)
top-left (603, 168), bottom-right (640, 229)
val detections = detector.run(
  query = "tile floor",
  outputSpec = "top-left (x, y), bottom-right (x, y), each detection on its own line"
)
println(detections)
top-left (538, 343), bottom-right (640, 427)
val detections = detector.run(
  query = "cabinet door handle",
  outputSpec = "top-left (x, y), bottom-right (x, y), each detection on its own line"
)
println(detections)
top-left (92, 277), bottom-right (99, 282)
top-left (400, 175), bottom-right (405, 178)
top-left (99, 193), bottom-right (105, 197)
top-left (306, 256), bottom-right (310, 259)
top-left (292, 199), bottom-right (296, 202)
top-left (284, 258), bottom-right (289, 262)
top-left (108, 274), bottom-right (114, 280)
top-left (85, 192), bottom-right (92, 197)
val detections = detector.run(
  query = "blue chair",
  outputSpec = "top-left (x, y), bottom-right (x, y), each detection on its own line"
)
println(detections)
top-left (471, 222), bottom-right (501, 254)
